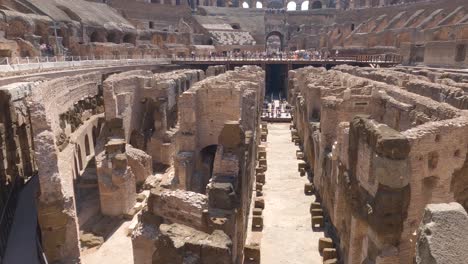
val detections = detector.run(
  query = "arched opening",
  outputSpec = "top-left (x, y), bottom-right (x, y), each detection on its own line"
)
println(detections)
top-left (266, 31), bottom-right (283, 52)
top-left (151, 0), bottom-right (160, 2)
top-left (107, 32), bottom-right (120, 44)
top-left (242, 2), bottom-right (249, 8)
top-left (90, 31), bottom-right (99, 42)
top-left (216, 0), bottom-right (225, 6)
top-left (286, 1), bottom-right (297, 10)
top-left (311, 0), bottom-right (322, 9)
top-left (76, 145), bottom-right (83, 171)
top-left (256, 1), bottom-right (263, 8)
top-left (123, 34), bottom-right (136, 44)
top-left (176, 0), bottom-right (181, 4)
top-left (85, 135), bottom-right (91, 157)
top-left (301, 1), bottom-right (309, 10)
top-left (351, 23), bottom-right (355, 31)
top-left (198, 145), bottom-right (218, 194)
top-left (231, 23), bottom-right (241, 30)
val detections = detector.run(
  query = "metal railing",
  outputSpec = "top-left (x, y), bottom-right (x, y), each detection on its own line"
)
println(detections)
top-left (173, 53), bottom-right (403, 64)
top-left (0, 55), bottom-right (170, 66)
top-left (0, 175), bottom-right (22, 260)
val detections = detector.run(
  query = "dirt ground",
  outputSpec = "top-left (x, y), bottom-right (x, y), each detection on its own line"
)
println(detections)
top-left (81, 219), bottom-right (134, 264)
top-left (260, 123), bottom-right (324, 264)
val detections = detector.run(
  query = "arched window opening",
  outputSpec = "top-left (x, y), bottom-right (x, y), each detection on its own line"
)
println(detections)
top-left (85, 135), bottom-right (91, 156)
top-left (242, 2), bottom-right (249, 8)
top-left (123, 34), bottom-right (135, 44)
top-left (76, 145), bottom-right (83, 171)
top-left (351, 23), bottom-right (355, 31)
top-left (107, 32), bottom-right (120, 44)
top-left (301, 1), bottom-right (309, 10)
top-left (199, 145), bottom-right (218, 194)
top-left (286, 1), bottom-right (297, 10)
top-left (90, 31), bottom-right (99, 42)
top-left (256, 1), bottom-right (263, 8)
top-left (266, 33), bottom-right (283, 52)
top-left (311, 0), bottom-right (322, 9)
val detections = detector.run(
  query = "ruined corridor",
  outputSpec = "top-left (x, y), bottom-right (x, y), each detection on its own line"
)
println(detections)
top-left (260, 123), bottom-right (324, 264)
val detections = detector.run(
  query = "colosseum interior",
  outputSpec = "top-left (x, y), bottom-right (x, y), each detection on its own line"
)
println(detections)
top-left (0, 0), bottom-right (467, 264)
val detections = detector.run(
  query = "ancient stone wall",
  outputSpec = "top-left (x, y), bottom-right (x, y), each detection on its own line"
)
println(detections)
top-left (132, 66), bottom-right (264, 264)
top-left (290, 65), bottom-right (468, 263)
top-left (103, 69), bottom-right (204, 166)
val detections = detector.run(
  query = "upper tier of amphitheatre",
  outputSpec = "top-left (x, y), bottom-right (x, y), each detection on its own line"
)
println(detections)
top-left (0, 1), bottom-right (468, 264)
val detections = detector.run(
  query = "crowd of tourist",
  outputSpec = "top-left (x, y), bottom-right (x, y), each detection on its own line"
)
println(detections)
top-left (186, 49), bottom-right (340, 61)
top-left (262, 99), bottom-right (292, 119)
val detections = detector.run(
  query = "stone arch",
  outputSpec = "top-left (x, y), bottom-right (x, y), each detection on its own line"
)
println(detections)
top-left (242, 1), bottom-right (249, 8)
top-left (123, 33), bottom-right (136, 44)
top-left (107, 31), bottom-right (120, 44)
top-left (256, 1), bottom-right (263, 8)
top-left (85, 134), bottom-right (91, 157)
top-left (286, 1), bottom-right (297, 10)
top-left (198, 145), bottom-right (218, 194)
top-left (216, 0), bottom-right (225, 6)
top-left (89, 31), bottom-right (105, 42)
top-left (266, 31), bottom-right (284, 51)
top-left (311, 0), bottom-right (322, 9)
top-left (301, 0), bottom-right (309, 10)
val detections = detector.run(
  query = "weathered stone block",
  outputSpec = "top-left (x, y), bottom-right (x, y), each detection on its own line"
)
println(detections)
top-left (416, 203), bottom-right (468, 264)
top-left (323, 248), bottom-right (337, 261)
top-left (207, 182), bottom-right (237, 210)
top-left (258, 151), bottom-right (267, 159)
top-left (253, 208), bottom-right (263, 216)
top-left (304, 183), bottom-right (314, 194)
top-left (323, 258), bottom-right (338, 264)
top-left (256, 183), bottom-right (263, 191)
top-left (318, 238), bottom-right (333, 253)
top-left (298, 160), bottom-right (307, 172)
top-left (256, 173), bottom-right (265, 184)
top-left (311, 209), bottom-right (323, 217)
top-left (252, 215), bottom-right (263, 228)
top-left (312, 216), bottom-right (324, 228)
top-left (259, 159), bottom-right (267, 169)
top-left (244, 244), bottom-right (261, 263)
top-left (112, 153), bottom-right (128, 170)
top-left (310, 202), bottom-right (322, 211)
top-left (299, 168), bottom-right (306, 177)
top-left (254, 198), bottom-right (265, 209)
top-left (296, 150), bottom-right (304, 159)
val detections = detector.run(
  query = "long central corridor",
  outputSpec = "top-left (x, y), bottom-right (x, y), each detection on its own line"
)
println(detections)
top-left (261, 123), bottom-right (324, 264)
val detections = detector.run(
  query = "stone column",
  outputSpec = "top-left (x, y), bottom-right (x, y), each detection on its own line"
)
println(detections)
top-left (97, 139), bottom-right (136, 216)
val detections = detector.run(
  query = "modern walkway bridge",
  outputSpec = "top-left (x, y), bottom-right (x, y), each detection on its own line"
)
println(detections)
top-left (172, 54), bottom-right (403, 69)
